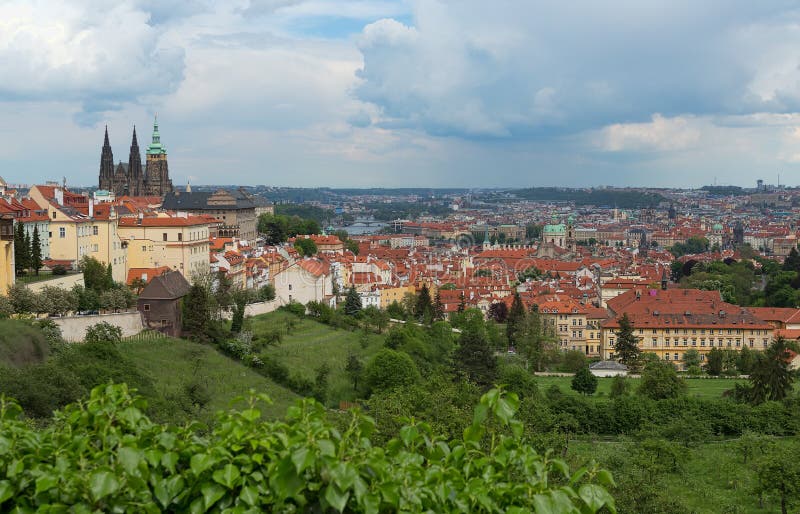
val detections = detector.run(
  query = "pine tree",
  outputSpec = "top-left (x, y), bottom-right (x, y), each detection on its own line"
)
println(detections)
top-left (345, 286), bottom-right (362, 316)
top-left (454, 312), bottom-right (497, 388)
top-left (613, 313), bottom-right (641, 370)
top-left (183, 282), bottom-right (211, 340)
top-left (784, 247), bottom-right (800, 272)
top-left (414, 284), bottom-right (432, 321)
top-left (571, 366), bottom-right (598, 395)
top-left (749, 337), bottom-right (796, 404)
top-left (13, 223), bottom-right (26, 275)
top-left (506, 292), bottom-right (526, 346)
top-left (30, 226), bottom-right (42, 275)
top-left (433, 291), bottom-right (445, 321)
top-left (22, 230), bottom-right (31, 273)
top-left (230, 295), bottom-right (246, 334)
top-left (105, 263), bottom-right (114, 289)
top-left (457, 292), bottom-right (466, 313)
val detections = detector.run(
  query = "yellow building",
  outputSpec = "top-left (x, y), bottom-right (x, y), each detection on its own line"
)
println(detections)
top-left (601, 288), bottom-right (774, 367)
top-left (29, 185), bottom-right (127, 283)
top-left (536, 296), bottom-right (588, 354)
top-left (378, 285), bottom-right (416, 309)
top-left (0, 216), bottom-right (14, 295)
top-left (118, 215), bottom-right (212, 282)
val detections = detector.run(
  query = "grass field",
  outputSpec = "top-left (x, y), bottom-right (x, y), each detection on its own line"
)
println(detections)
top-left (568, 438), bottom-right (791, 513)
top-left (534, 375), bottom-right (746, 399)
top-left (118, 335), bottom-right (298, 420)
top-left (249, 310), bottom-right (387, 405)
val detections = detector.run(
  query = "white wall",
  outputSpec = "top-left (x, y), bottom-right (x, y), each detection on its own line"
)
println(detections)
top-left (53, 311), bottom-right (144, 342)
top-left (26, 273), bottom-right (85, 293)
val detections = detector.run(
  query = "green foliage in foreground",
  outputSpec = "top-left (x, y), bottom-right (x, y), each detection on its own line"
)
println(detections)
top-left (0, 384), bottom-right (616, 513)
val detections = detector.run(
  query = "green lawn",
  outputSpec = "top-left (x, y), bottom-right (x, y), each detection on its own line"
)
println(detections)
top-left (249, 310), bottom-right (387, 405)
top-left (118, 335), bottom-right (298, 420)
top-left (534, 375), bottom-right (746, 399)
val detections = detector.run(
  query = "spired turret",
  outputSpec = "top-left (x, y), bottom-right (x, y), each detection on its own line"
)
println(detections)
top-left (144, 115), bottom-right (173, 196)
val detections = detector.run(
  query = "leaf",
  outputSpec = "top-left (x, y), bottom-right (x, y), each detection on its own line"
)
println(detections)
top-left (325, 484), bottom-right (350, 513)
top-left (35, 475), bottom-right (58, 494)
top-left (291, 447), bottom-right (314, 473)
top-left (239, 486), bottom-right (259, 506)
top-left (317, 439), bottom-right (336, 457)
top-left (596, 469), bottom-right (616, 488)
top-left (118, 447), bottom-right (142, 474)
top-left (191, 454), bottom-right (218, 476)
top-left (90, 470), bottom-right (120, 501)
top-left (201, 482), bottom-right (226, 509)
top-left (0, 481), bottom-right (12, 504)
top-left (212, 464), bottom-right (241, 489)
top-left (579, 484), bottom-right (613, 512)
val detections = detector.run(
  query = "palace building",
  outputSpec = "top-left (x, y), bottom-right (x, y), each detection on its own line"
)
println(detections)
top-left (98, 117), bottom-right (173, 197)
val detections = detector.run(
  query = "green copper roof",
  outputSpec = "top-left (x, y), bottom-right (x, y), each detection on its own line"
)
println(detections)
top-left (543, 224), bottom-right (566, 234)
top-left (146, 115), bottom-right (167, 155)
top-left (712, 223), bottom-right (723, 231)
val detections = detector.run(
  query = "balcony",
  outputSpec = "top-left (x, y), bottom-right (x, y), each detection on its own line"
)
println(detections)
top-left (0, 217), bottom-right (13, 241)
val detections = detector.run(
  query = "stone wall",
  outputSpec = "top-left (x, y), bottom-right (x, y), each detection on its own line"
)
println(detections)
top-left (25, 273), bottom-right (85, 293)
top-left (53, 311), bottom-right (144, 342)
top-left (220, 299), bottom-right (281, 320)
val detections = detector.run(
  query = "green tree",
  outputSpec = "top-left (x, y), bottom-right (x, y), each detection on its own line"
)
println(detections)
top-left (749, 337), bottom-right (797, 404)
top-left (457, 292), bottom-right (466, 313)
top-left (30, 226), bottom-right (42, 275)
top-left (7, 284), bottom-right (37, 314)
top-left (13, 223), bottom-right (28, 275)
top-left (754, 443), bottom-right (800, 514)
top-left (784, 247), bottom-right (800, 272)
top-left (517, 308), bottom-right (558, 371)
top-left (345, 353), bottom-right (363, 392)
top-left (638, 361), bottom-right (687, 400)
top-left (506, 292), bottom-right (526, 346)
top-left (613, 313), bottom-right (641, 371)
top-left (183, 282), bottom-right (211, 340)
top-left (294, 237), bottom-right (318, 256)
top-left (84, 322), bottom-right (123, 344)
top-left (80, 256), bottom-right (112, 292)
top-left (609, 375), bottom-right (630, 398)
top-left (344, 286), bottom-right (361, 316)
top-left (454, 310), bottom-right (497, 387)
top-left (414, 284), bottom-right (433, 322)
top-left (230, 293), bottom-right (247, 334)
top-left (432, 291), bottom-right (445, 321)
top-left (682, 349), bottom-right (701, 369)
top-left (571, 366), bottom-right (598, 395)
top-left (363, 348), bottom-right (420, 395)
top-left (705, 347), bottom-right (724, 375)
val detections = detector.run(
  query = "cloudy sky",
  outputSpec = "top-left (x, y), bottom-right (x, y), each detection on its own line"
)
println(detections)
top-left (2, 0), bottom-right (800, 188)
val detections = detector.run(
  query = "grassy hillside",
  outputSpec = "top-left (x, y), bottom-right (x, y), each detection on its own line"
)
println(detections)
top-left (117, 335), bottom-right (298, 420)
top-left (0, 320), bottom-right (50, 368)
top-left (249, 310), bottom-right (387, 405)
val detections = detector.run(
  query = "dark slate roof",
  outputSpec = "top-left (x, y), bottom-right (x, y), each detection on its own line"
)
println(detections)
top-left (161, 190), bottom-right (266, 211)
top-left (589, 360), bottom-right (629, 371)
top-left (138, 270), bottom-right (190, 300)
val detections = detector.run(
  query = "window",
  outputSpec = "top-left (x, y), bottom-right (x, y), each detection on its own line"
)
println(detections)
top-left (143, 304), bottom-right (150, 311)
top-left (288, 284), bottom-right (292, 291)
top-left (665, 354), bottom-right (670, 360)
top-left (93, 226), bottom-right (98, 236)
top-left (92, 244), bottom-right (98, 252)
top-left (163, 233), bottom-right (168, 241)
top-left (52, 212), bottom-right (56, 219)
top-left (178, 233), bottom-right (183, 242)
top-left (142, 245), bottom-right (146, 252)
top-left (59, 227), bottom-right (65, 238)
top-left (674, 353), bottom-right (679, 360)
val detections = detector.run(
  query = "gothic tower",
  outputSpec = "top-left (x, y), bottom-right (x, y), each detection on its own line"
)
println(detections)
top-left (145, 116), bottom-right (173, 196)
top-left (98, 126), bottom-right (115, 191)
top-left (128, 126), bottom-right (144, 196)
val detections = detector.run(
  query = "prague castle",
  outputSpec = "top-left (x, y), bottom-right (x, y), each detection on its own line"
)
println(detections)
top-left (98, 117), bottom-right (173, 197)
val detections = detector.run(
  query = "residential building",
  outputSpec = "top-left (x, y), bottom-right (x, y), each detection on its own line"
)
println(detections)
top-left (137, 270), bottom-right (190, 337)
top-left (601, 288), bottom-right (774, 366)
top-left (118, 215), bottom-right (212, 282)
top-left (273, 258), bottom-right (332, 305)
top-left (536, 295), bottom-right (588, 354)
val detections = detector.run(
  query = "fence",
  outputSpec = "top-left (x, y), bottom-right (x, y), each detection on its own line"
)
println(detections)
top-left (123, 330), bottom-right (168, 342)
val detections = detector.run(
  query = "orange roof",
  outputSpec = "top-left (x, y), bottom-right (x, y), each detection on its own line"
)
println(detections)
top-left (118, 216), bottom-right (210, 227)
top-left (298, 258), bottom-right (330, 277)
top-left (127, 266), bottom-right (172, 285)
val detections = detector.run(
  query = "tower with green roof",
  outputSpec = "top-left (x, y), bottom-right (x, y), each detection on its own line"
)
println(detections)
top-left (144, 115), bottom-right (173, 196)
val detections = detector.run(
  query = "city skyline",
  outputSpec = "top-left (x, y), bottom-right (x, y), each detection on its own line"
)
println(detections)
top-left (2, 1), bottom-right (800, 188)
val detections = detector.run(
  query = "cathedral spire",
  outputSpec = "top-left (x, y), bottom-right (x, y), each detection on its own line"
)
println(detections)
top-left (128, 125), bottom-right (144, 196)
top-left (103, 125), bottom-right (110, 148)
top-left (98, 125), bottom-right (115, 191)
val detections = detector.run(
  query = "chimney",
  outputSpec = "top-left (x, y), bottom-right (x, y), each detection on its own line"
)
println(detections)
top-left (54, 188), bottom-right (64, 206)
top-left (88, 199), bottom-right (94, 218)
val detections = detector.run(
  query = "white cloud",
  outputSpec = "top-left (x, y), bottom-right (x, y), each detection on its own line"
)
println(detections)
top-left (596, 114), bottom-right (703, 152)
top-left (0, 1), bottom-right (184, 120)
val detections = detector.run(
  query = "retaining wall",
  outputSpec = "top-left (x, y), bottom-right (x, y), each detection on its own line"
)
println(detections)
top-left (53, 311), bottom-right (144, 342)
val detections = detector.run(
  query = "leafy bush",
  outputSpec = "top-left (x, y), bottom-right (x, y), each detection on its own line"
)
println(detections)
top-left (85, 322), bottom-right (123, 344)
top-left (0, 383), bottom-right (616, 512)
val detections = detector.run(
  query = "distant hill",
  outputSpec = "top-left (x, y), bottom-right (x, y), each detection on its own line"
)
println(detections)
top-left (512, 188), bottom-right (666, 208)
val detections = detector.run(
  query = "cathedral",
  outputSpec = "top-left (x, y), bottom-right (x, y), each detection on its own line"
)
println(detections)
top-left (98, 117), bottom-right (174, 197)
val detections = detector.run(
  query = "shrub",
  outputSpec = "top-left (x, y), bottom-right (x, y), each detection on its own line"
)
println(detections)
top-left (84, 322), bottom-right (123, 344)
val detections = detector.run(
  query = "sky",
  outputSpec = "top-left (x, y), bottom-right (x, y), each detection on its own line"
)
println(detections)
top-left (2, 0), bottom-right (800, 189)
